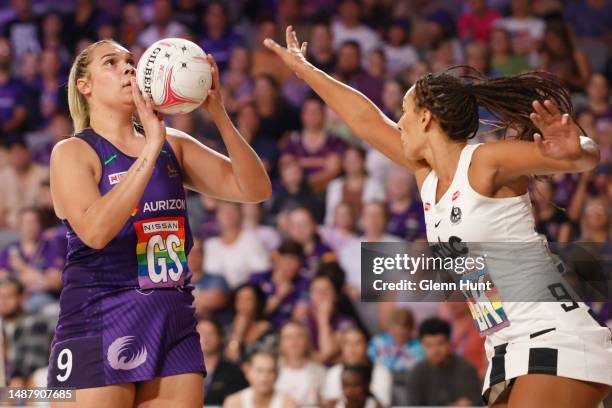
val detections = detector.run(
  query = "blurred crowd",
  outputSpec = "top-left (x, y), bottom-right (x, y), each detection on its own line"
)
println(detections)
top-left (0, 0), bottom-right (610, 406)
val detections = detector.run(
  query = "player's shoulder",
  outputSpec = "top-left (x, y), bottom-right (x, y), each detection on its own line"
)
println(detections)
top-left (222, 390), bottom-right (243, 407)
top-left (51, 136), bottom-right (98, 164)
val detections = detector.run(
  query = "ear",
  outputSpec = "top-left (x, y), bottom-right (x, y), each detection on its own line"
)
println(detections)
top-left (420, 108), bottom-right (433, 132)
top-left (76, 77), bottom-right (91, 97)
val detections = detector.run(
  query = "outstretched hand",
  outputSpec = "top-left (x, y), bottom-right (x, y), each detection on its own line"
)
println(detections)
top-left (263, 25), bottom-right (310, 77)
top-left (530, 99), bottom-right (582, 160)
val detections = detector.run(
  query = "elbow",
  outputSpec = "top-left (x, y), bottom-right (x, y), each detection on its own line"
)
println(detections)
top-left (80, 227), bottom-right (112, 250)
top-left (249, 179), bottom-right (273, 203)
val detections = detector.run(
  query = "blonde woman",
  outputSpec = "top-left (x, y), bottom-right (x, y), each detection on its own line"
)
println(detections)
top-left (46, 40), bottom-right (271, 407)
top-left (276, 320), bottom-right (327, 406)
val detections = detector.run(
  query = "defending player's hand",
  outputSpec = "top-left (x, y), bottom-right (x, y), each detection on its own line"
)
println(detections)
top-left (263, 25), bottom-right (310, 77)
top-left (529, 99), bottom-right (582, 160)
top-left (131, 76), bottom-right (166, 147)
top-left (201, 54), bottom-right (225, 119)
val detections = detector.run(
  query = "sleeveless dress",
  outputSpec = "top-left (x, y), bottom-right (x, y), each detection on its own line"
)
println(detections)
top-left (47, 128), bottom-right (206, 388)
top-left (420, 143), bottom-right (612, 404)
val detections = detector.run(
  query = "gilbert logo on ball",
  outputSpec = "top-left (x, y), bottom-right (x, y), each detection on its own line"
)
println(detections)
top-left (136, 38), bottom-right (212, 115)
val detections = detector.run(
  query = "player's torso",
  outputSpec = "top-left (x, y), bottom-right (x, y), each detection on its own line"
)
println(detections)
top-left (63, 129), bottom-right (192, 289)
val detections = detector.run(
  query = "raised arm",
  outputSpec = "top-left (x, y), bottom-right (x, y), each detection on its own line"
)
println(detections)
top-left (264, 26), bottom-right (425, 172)
top-left (50, 79), bottom-right (166, 249)
top-left (478, 100), bottom-right (600, 188)
top-left (168, 55), bottom-right (272, 203)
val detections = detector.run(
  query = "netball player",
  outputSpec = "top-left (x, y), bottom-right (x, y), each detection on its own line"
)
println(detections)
top-left (46, 40), bottom-right (271, 407)
top-left (264, 27), bottom-right (611, 408)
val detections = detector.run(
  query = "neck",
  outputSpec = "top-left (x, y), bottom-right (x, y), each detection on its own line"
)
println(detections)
top-left (284, 355), bottom-right (306, 368)
top-left (422, 134), bottom-right (466, 184)
top-left (221, 228), bottom-right (240, 242)
top-left (365, 231), bottom-right (384, 241)
top-left (89, 108), bottom-right (136, 142)
top-left (304, 128), bottom-right (324, 139)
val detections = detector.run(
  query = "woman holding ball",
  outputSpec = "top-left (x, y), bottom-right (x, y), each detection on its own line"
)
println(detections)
top-left (47, 39), bottom-right (271, 407)
top-left (264, 27), bottom-right (611, 408)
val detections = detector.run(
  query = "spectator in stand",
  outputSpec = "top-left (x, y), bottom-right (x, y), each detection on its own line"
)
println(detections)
top-left (319, 202), bottom-right (358, 252)
top-left (385, 168), bottom-right (426, 241)
top-left (242, 203), bottom-right (281, 251)
top-left (235, 103), bottom-right (278, 174)
top-left (40, 12), bottom-right (71, 66)
top-left (444, 302), bottom-right (487, 379)
top-left (252, 74), bottom-right (301, 141)
top-left (276, 0), bottom-right (310, 49)
top-left (339, 202), bottom-right (403, 300)
top-left (0, 277), bottom-right (57, 388)
top-left (323, 363), bottom-right (385, 408)
top-left (382, 19), bottom-right (418, 77)
top-left (276, 320), bottom-right (327, 406)
top-left (533, 179), bottom-right (572, 243)
top-left (223, 351), bottom-right (298, 408)
top-left (197, 317), bottom-right (248, 406)
top-left (281, 97), bottom-right (345, 193)
top-left (538, 20), bottom-right (590, 92)
top-left (368, 308), bottom-right (424, 374)
top-left (224, 283), bottom-right (278, 364)
top-left (334, 41), bottom-right (383, 107)
top-left (0, 139), bottom-right (49, 229)
top-left (62, 0), bottom-right (105, 53)
top-left (287, 206), bottom-right (336, 279)
top-left (322, 326), bottom-right (392, 407)
top-left (331, 0), bottom-right (380, 61)
top-left (578, 196), bottom-right (609, 242)
top-left (221, 46), bottom-right (254, 115)
top-left (380, 79), bottom-right (404, 122)
top-left (563, 0), bottom-right (612, 43)
top-left (0, 207), bottom-right (63, 313)
top-left (189, 238), bottom-right (230, 319)
top-left (31, 111), bottom-right (72, 167)
top-left (265, 158), bottom-right (323, 224)
top-left (366, 49), bottom-right (387, 81)
top-left (458, 0), bottom-right (502, 42)
top-left (325, 145), bottom-right (385, 226)
top-left (1, 0), bottom-right (41, 63)
top-left (295, 270), bottom-right (355, 365)
top-left (584, 73), bottom-right (612, 127)
top-left (0, 59), bottom-right (27, 138)
top-left (398, 318), bottom-right (482, 407)
top-left (489, 27), bottom-right (530, 76)
top-left (251, 16), bottom-right (293, 84)
top-left (198, 1), bottom-right (242, 72)
top-left (36, 48), bottom-right (68, 125)
top-left (203, 201), bottom-right (270, 289)
top-left (308, 20), bottom-right (337, 73)
top-left (249, 240), bottom-right (310, 327)
top-left (494, 0), bottom-right (545, 63)
top-left (137, 0), bottom-right (188, 48)
top-left (119, 2), bottom-right (146, 48)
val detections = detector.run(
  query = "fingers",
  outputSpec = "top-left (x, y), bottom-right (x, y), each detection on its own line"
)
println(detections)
top-left (206, 54), bottom-right (221, 90)
top-left (529, 112), bottom-right (546, 131)
top-left (286, 25), bottom-right (297, 48)
top-left (263, 38), bottom-right (282, 53)
top-left (543, 99), bottom-right (561, 117)
top-left (131, 77), bottom-right (156, 118)
top-left (532, 100), bottom-right (553, 124)
top-left (131, 77), bottom-right (145, 110)
top-left (301, 41), bottom-right (308, 55)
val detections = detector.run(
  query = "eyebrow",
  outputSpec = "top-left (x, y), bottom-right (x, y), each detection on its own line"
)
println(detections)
top-left (100, 52), bottom-right (134, 60)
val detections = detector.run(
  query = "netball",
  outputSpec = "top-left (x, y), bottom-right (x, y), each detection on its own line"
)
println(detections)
top-left (136, 38), bottom-right (211, 115)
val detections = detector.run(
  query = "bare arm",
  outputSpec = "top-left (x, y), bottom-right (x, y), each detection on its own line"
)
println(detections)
top-left (264, 26), bottom-right (428, 173)
top-left (168, 55), bottom-right (271, 203)
top-left (50, 79), bottom-right (167, 249)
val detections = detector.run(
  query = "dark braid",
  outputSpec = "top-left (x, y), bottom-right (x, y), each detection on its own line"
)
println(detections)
top-left (414, 66), bottom-right (575, 141)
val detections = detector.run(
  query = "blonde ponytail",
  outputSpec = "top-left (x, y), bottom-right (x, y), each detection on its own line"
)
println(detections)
top-left (67, 40), bottom-right (120, 133)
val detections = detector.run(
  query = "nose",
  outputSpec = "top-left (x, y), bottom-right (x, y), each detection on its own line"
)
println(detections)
top-left (124, 62), bottom-right (135, 76)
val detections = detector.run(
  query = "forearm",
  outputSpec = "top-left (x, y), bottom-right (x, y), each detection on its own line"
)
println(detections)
top-left (315, 318), bottom-right (338, 362)
top-left (213, 112), bottom-right (272, 201)
top-left (80, 142), bottom-right (162, 248)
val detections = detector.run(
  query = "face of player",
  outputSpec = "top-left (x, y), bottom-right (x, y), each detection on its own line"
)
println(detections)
top-left (398, 87), bottom-right (430, 161)
top-left (197, 321), bottom-right (221, 354)
top-left (78, 42), bottom-right (136, 113)
top-left (247, 354), bottom-right (278, 395)
top-left (280, 323), bottom-right (308, 359)
top-left (421, 333), bottom-right (451, 366)
top-left (342, 329), bottom-right (367, 364)
top-left (341, 371), bottom-right (368, 407)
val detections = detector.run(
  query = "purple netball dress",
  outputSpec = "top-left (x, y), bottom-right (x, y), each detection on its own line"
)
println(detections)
top-left (47, 128), bottom-right (206, 388)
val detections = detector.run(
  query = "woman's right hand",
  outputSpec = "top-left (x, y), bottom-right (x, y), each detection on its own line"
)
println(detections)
top-left (131, 77), bottom-right (166, 147)
top-left (263, 26), bottom-right (310, 77)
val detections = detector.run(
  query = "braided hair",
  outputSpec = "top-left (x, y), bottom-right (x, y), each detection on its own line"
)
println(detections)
top-left (413, 66), bottom-right (575, 141)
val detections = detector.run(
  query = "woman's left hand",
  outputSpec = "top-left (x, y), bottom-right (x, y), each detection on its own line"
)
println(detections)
top-left (201, 54), bottom-right (226, 119)
top-left (530, 99), bottom-right (582, 160)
